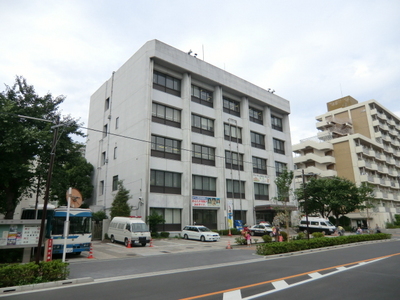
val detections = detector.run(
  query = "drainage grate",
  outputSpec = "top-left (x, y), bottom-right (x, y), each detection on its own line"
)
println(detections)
top-left (160, 251), bottom-right (170, 253)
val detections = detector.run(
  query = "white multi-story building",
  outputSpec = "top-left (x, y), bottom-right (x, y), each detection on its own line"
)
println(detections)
top-left (85, 40), bottom-right (294, 231)
top-left (293, 96), bottom-right (400, 228)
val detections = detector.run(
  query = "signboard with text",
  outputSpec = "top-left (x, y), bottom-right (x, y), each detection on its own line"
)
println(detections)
top-left (0, 220), bottom-right (42, 248)
top-left (192, 196), bottom-right (221, 207)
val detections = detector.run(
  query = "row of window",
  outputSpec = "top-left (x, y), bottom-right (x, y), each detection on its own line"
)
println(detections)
top-left (149, 170), bottom-right (269, 199)
top-left (150, 70), bottom-right (283, 130)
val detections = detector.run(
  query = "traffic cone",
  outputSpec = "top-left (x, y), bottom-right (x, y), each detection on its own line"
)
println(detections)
top-left (149, 238), bottom-right (154, 247)
top-left (226, 240), bottom-right (232, 249)
top-left (87, 243), bottom-right (94, 259)
top-left (127, 238), bottom-right (132, 248)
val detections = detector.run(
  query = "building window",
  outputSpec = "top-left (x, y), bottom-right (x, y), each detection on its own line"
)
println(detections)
top-left (224, 123), bottom-right (242, 143)
top-left (191, 85), bottom-right (213, 107)
top-left (112, 175), bottom-right (119, 191)
top-left (150, 208), bottom-right (181, 231)
top-left (103, 124), bottom-right (108, 138)
top-left (191, 114), bottom-right (214, 136)
top-left (99, 180), bottom-right (104, 195)
top-left (226, 180), bottom-right (245, 199)
top-left (113, 147), bottom-right (117, 159)
top-left (150, 170), bottom-right (181, 194)
top-left (225, 150), bottom-right (244, 171)
top-left (192, 175), bottom-right (217, 196)
top-left (152, 102), bottom-right (181, 128)
top-left (115, 117), bottom-right (119, 129)
top-left (271, 115), bottom-right (283, 131)
top-left (192, 144), bottom-right (215, 166)
top-left (105, 97), bottom-right (110, 111)
top-left (251, 131), bottom-right (265, 149)
top-left (223, 97), bottom-right (240, 117)
top-left (153, 70), bottom-right (181, 97)
top-left (252, 156), bottom-right (267, 174)
top-left (151, 135), bottom-right (181, 161)
top-left (275, 161), bottom-right (287, 176)
top-left (273, 138), bottom-right (285, 154)
top-left (254, 183), bottom-right (269, 200)
top-left (101, 151), bottom-right (106, 165)
top-left (249, 107), bottom-right (263, 125)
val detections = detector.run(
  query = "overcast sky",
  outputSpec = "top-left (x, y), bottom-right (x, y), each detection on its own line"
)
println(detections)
top-left (1, 0), bottom-right (399, 145)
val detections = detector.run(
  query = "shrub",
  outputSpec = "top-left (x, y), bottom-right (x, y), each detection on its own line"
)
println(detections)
top-left (312, 232), bottom-right (325, 238)
top-left (280, 231), bottom-right (288, 241)
top-left (218, 228), bottom-right (241, 236)
top-left (160, 231), bottom-right (170, 238)
top-left (262, 235), bottom-right (273, 243)
top-left (0, 249), bottom-right (24, 264)
top-left (256, 233), bottom-right (391, 256)
top-left (296, 232), bottom-right (305, 240)
top-left (0, 260), bottom-right (69, 288)
top-left (235, 237), bottom-right (247, 245)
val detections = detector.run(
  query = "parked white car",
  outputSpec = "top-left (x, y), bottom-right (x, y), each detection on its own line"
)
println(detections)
top-left (181, 225), bottom-right (220, 242)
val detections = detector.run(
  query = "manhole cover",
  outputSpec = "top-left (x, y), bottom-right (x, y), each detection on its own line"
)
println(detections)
top-left (126, 254), bottom-right (137, 256)
top-left (161, 251), bottom-right (170, 253)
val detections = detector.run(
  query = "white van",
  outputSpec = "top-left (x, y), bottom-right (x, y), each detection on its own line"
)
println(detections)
top-left (108, 216), bottom-right (151, 247)
top-left (298, 217), bottom-right (336, 235)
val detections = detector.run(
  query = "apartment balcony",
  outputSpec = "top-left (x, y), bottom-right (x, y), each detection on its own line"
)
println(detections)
top-left (372, 119), bottom-right (379, 127)
top-left (374, 177), bottom-right (381, 185)
top-left (370, 108), bottom-right (377, 115)
top-left (370, 163), bottom-right (378, 171)
top-left (357, 160), bottom-right (366, 168)
top-left (375, 190), bottom-right (383, 198)
top-left (380, 123), bottom-right (390, 131)
top-left (293, 153), bottom-right (335, 165)
top-left (388, 118), bottom-right (396, 126)
top-left (377, 113), bottom-right (387, 121)
top-left (373, 131), bottom-right (382, 138)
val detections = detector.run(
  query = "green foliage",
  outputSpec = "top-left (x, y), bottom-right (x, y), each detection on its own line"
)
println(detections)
top-left (217, 228), bottom-right (241, 235)
top-left (110, 181), bottom-right (132, 219)
top-left (146, 212), bottom-right (165, 234)
top-left (256, 233), bottom-right (391, 255)
top-left (0, 76), bottom-right (88, 218)
top-left (160, 232), bottom-right (170, 238)
top-left (296, 176), bottom-right (366, 220)
top-left (92, 210), bottom-right (108, 223)
top-left (0, 260), bottom-right (69, 288)
top-left (262, 235), bottom-right (273, 243)
top-left (280, 231), bottom-right (288, 241)
top-left (295, 232), bottom-right (306, 240)
top-left (235, 237), bottom-right (247, 245)
top-left (312, 232), bottom-right (325, 238)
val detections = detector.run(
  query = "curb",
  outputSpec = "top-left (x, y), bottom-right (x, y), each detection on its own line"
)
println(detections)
top-left (0, 277), bottom-right (94, 295)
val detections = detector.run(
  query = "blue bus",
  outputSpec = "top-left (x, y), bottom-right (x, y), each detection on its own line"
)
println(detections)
top-left (21, 206), bottom-right (93, 255)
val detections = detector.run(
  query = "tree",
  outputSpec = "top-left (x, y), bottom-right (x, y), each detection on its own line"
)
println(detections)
top-left (51, 153), bottom-right (94, 206)
top-left (0, 76), bottom-right (86, 218)
top-left (273, 169), bottom-right (294, 233)
top-left (110, 181), bottom-right (132, 219)
top-left (146, 212), bottom-right (165, 235)
top-left (296, 176), bottom-right (366, 224)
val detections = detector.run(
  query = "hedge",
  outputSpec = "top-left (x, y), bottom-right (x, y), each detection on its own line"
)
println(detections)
top-left (256, 233), bottom-right (391, 256)
top-left (0, 260), bottom-right (69, 288)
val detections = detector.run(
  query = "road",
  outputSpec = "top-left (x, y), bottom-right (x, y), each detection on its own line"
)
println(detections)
top-left (2, 239), bottom-right (400, 299)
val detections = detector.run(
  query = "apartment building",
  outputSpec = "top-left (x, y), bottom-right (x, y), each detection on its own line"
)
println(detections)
top-left (85, 40), bottom-right (294, 231)
top-left (293, 96), bottom-right (400, 228)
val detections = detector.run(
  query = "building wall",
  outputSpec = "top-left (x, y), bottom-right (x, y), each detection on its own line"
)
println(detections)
top-left (350, 105), bottom-right (370, 139)
top-left (86, 40), bottom-right (294, 230)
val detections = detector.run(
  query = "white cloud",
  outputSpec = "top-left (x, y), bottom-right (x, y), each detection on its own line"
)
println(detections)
top-left (1, 0), bottom-right (399, 146)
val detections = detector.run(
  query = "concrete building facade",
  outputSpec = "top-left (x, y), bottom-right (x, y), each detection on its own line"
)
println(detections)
top-left (85, 40), bottom-right (294, 231)
top-left (293, 96), bottom-right (400, 229)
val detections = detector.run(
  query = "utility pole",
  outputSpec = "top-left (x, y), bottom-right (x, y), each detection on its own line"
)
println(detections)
top-left (302, 169), bottom-right (310, 240)
top-left (35, 117), bottom-right (61, 264)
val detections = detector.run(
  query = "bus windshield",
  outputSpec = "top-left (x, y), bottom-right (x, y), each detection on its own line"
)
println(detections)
top-left (52, 216), bottom-right (92, 235)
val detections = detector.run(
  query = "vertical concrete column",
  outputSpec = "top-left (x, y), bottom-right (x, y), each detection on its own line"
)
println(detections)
top-left (213, 85), bottom-right (226, 229)
top-left (180, 73), bottom-right (192, 226)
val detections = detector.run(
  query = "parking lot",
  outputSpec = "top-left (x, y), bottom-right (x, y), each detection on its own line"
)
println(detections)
top-left (65, 235), bottom-right (251, 262)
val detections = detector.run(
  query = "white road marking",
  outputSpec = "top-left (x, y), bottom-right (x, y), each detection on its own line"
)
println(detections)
top-left (223, 289), bottom-right (242, 300)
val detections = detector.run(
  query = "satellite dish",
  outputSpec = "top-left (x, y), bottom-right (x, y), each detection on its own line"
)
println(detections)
top-left (66, 188), bottom-right (83, 208)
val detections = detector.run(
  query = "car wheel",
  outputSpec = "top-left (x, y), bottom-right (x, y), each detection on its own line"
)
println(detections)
top-left (74, 252), bottom-right (81, 256)
top-left (269, 232), bottom-right (274, 237)
top-left (184, 234), bottom-right (189, 240)
top-left (141, 243), bottom-right (146, 247)
top-left (124, 238), bottom-right (129, 247)
top-left (110, 235), bottom-right (115, 243)
top-left (322, 231), bottom-right (327, 235)
top-left (250, 231), bottom-right (255, 236)
top-left (200, 236), bottom-right (205, 242)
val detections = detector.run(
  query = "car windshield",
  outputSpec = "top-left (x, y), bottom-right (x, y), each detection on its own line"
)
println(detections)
top-left (325, 221), bottom-right (334, 226)
top-left (198, 227), bottom-right (211, 232)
